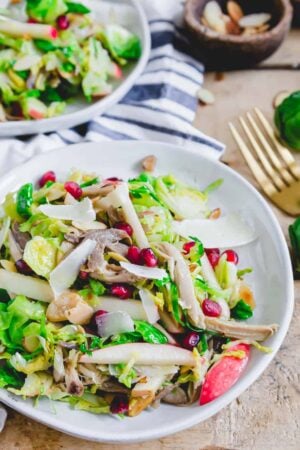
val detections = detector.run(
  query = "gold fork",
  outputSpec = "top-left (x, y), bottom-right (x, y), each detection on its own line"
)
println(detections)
top-left (229, 108), bottom-right (300, 216)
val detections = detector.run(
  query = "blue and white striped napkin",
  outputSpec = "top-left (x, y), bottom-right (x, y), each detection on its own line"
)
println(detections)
top-left (0, 0), bottom-right (224, 178)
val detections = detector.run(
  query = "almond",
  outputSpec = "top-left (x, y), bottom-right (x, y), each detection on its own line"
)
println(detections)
top-left (203, 1), bottom-right (227, 34)
top-left (208, 208), bottom-right (221, 220)
top-left (256, 23), bottom-right (270, 33)
top-left (197, 87), bottom-right (215, 105)
top-left (239, 13), bottom-right (271, 28)
top-left (226, 18), bottom-right (241, 35)
top-left (227, 1), bottom-right (244, 23)
top-left (142, 154), bottom-right (157, 172)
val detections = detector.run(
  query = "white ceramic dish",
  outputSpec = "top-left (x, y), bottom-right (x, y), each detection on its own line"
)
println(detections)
top-left (0, 141), bottom-right (294, 443)
top-left (0, 0), bottom-right (150, 137)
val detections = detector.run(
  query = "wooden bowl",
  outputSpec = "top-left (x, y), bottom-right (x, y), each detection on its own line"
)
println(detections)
top-left (292, 0), bottom-right (300, 26)
top-left (184, 0), bottom-right (293, 69)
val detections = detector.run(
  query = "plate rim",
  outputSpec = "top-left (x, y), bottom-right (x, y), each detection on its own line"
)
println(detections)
top-left (0, 141), bottom-right (294, 443)
top-left (0, 0), bottom-right (151, 137)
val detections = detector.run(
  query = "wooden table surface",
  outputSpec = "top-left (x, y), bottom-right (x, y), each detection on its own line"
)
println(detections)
top-left (2, 30), bottom-right (300, 450)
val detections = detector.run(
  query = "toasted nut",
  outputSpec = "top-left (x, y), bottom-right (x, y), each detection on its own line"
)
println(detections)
top-left (215, 72), bottom-right (225, 81)
top-left (239, 13), bottom-right (271, 28)
top-left (203, 1), bottom-right (227, 34)
top-left (242, 27), bottom-right (258, 36)
top-left (256, 23), bottom-right (270, 33)
top-left (273, 90), bottom-right (291, 108)
top-left (201, 16), bottom-right (210, 27)
top-left (227, 1), bottom-right (244, 23)
top-left (142, 155), bottom-right (157, 172)
top-left (208, 208), bottom-right (221, 220)
top-left (197, 87), bottom-right (215, 105)
top-left (226, 18), bottom-right (241, 35)
top-left (46, 291), bottom-right (94, 325)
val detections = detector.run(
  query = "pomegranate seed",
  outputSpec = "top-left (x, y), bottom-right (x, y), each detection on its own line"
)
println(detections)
top-left (28, 17), bottom-right (38, 23)
top-left (106, 177), bottom-right (121, 182)
top-left (127, 246), bottom-right (142, 264)
top-left (205, 248), bottom-right (220, 268)
top-left (110, 284), bottom-right (133, 300)
top-left (56, 15), bottom-right (69, 30)
top-left (15, 259), bottom-right (33, 275)
top-left (94, 309), bottom-right (108, 318)
top-left (38, 170), bottom-right (56, 187)
top-left (49, 27), bottom-right (58, 38)
top-left (140, 248), bottom-right (158, 267)
top-left (183, 241), bottom-right (195, 254)
top-left (114, 222), bottom-right (133, 237)
top-left (110, 395), bottom-right (129, 414)
top-left (11, 102), bottom-right (23, 118)
top-left (202, 299), bottom-right (222, 317)
top-left (79, 270), bottom-right (89, 281)
top-left (222, 249), bottom-right (239, 265)
top-left (64, 181), bottom-right (82, 199)
top-left (182, 332), bottom-right (200, 350)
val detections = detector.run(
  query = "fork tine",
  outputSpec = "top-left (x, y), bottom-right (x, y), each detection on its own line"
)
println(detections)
top-left (239, 117), bottom-right (285, 190)
top-left (228, 122), bottom-right (278, 197)
top-left (254, 108), bottom-right (300, 180)
top-left (246, 112), bottom-right (293, 185)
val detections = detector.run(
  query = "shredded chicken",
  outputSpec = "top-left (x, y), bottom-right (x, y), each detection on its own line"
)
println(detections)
top-left (65, 350), bottom-right (84, 396)
top-left (7, 230), bottom-right (22, 261)
top-left (205, 317), bottom-right (278, 341)
top-left (11, 221), bottom-right (30, 250)
top-left (157, 243), bottom-right (206, 329)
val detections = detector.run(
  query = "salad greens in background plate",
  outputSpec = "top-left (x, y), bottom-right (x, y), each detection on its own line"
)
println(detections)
top-left (0, 141), bottom-right (294, 443)
top-left (0, 0), bottom-right (150, 136)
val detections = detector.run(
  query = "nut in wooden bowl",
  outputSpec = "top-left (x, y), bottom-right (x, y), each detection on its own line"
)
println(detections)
top-left (184, 0), bottom-right (293, 69)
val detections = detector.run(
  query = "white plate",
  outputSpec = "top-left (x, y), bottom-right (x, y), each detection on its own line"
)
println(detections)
top-left (0, 0), bottom-right (150, 137)
top-left (0, 141), bottom-right (294, 443)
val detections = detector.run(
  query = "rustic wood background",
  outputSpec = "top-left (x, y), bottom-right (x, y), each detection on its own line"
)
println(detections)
top-left (1, 30), bottom-right (300, 450)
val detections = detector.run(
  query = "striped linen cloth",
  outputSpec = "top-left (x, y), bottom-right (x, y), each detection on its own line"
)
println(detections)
top-left (0, 0), bottom-right (224, 177)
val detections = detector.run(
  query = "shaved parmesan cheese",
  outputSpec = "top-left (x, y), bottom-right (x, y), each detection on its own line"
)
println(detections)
top-left (96, 311), bottom-right (134, 337)
top-left (50, 239), bottom-right (96, 296)
top-left (95, 296), bottom-right (147, 320)
top-left (120, 261), bottom-right (167, 280)
top-left (99, 183), bottom-right (149, 248)
top-left (139, 289), bottom-right (159, 324)
top-left (173, 213), bottom-right (256, 248)
top-left (39, 198), bottom-right (96, 222)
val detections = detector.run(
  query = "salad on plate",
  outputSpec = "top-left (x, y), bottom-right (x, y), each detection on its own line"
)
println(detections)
top-left (0, 156), bottom-right (278, 417)
top-left (0, 0), bottom-right (141, 121)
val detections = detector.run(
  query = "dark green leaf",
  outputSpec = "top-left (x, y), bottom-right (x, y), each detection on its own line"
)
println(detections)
top-left (80, 177), bottom-right (99, 188)
top-left (0, 289), bottom-right (10, 303)
top-left (274, 91), bottom-right (300, 151)
top-left (40, 87), bottom-right (62, 104)
top-left (134, 320), bottom-right (167, 344)
top-left (289, 217), bottom-right (300, 273)
top-left (16, 70), bottom-right (29, 80)
top-left (89, 279), bottom-right (106, 296)
top-left (34, 39), bottom-right (58, 52)
top-left (66, 1), bottom-right (91, 14)
top-left (110, 331), bottom-right (141, 345)
top-left (231, 300), bottom-right (253, 320)
top-left (0, 363), bottom-right (24, 388)
top-left (61, 61), bottom-right (75, 73)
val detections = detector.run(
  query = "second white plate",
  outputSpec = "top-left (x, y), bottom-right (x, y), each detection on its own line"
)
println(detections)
top-left (0, 0), bottom-right (150, 137)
